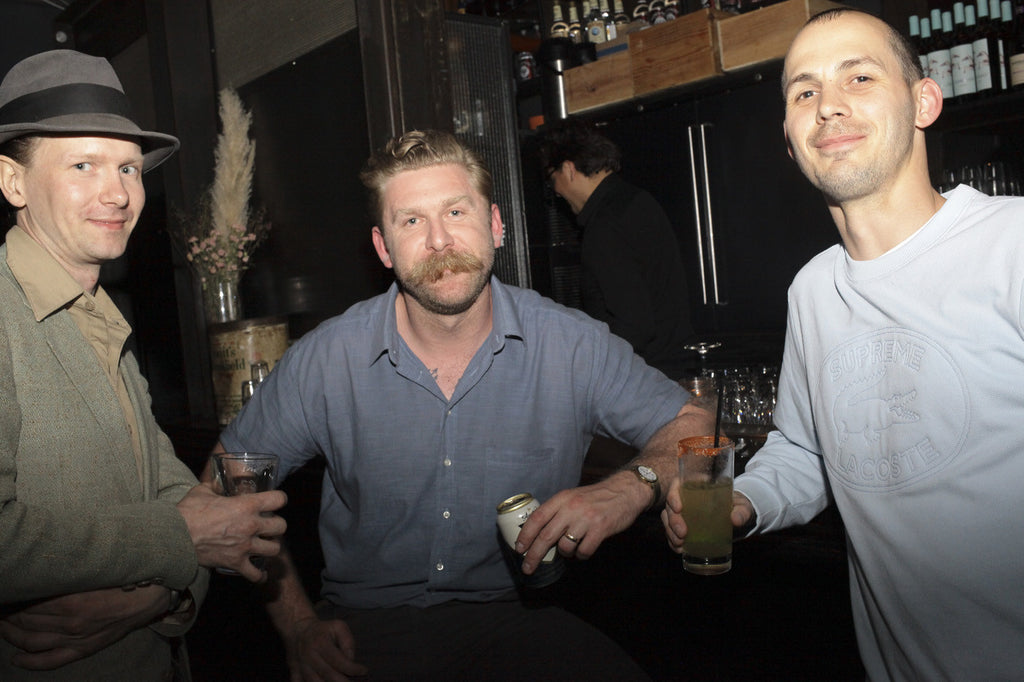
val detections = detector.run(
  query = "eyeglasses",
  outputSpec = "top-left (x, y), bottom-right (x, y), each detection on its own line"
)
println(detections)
top-left (544, 167), bottom-right (557, 186)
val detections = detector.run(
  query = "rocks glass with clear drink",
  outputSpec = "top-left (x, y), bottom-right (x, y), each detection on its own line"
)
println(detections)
top-left (678, 436), bottom-right (734, 575)
top-left (212, 452), bottom-right (279, 574)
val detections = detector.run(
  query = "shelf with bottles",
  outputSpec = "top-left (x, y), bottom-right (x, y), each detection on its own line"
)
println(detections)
top-left (904, 0), bottom-right (1024, 131)
top-left (556, 0), bottom-right (839, 114)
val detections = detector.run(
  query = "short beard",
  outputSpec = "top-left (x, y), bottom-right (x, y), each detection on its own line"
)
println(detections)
top-left (399, 250), bottom-right (493, 315)
top-left (801, 106), bottom-right (916, 203)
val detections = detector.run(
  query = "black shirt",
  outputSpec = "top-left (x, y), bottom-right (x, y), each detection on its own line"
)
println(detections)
top-left (576, 173), bottom-right (695, 379)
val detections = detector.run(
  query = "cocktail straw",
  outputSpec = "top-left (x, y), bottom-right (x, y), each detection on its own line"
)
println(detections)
top-left (713, 374), bottom-right (724, 447)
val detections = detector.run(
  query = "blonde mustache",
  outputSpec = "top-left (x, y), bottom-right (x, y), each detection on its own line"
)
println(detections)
top-left (408, 251), bottom-right (484, 285)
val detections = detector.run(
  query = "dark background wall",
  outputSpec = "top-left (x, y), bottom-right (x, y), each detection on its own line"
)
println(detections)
top-left (0, 1), bottom-right (60, 72)
top-left (235, 31), bottom-right (381, 341)
top-left (0, 4), bottom-right (376, 423)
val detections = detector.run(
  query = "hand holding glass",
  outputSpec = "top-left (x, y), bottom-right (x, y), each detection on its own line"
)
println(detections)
top-left (678, 436), bottom-right (734, 575)
top-left (212, 452), bottom-right (279, 574)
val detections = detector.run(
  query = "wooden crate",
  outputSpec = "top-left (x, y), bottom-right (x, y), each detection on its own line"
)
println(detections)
top-left (717, 0), bottom-right (843, 72)
top-left (565, 50), bottom-right (634, 114)
top-left (629, 9), bottom-right (728, 96)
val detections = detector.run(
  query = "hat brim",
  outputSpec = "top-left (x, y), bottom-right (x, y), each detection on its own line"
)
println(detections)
top-left (0, 112), bottom-right (179, 172)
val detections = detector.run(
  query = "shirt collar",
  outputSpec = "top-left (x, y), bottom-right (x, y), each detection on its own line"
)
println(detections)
top-left (370, 276), bottom-right (526, 367)
top-left (576, 172), bottom-right (618, 228)
top-left (488, 276), bottom-right (525, 349)
top-left (5, 225), bottom-right (85, 321)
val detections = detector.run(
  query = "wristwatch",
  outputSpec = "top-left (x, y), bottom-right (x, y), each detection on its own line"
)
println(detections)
top-left (632, 465), bottom-right (661, 512)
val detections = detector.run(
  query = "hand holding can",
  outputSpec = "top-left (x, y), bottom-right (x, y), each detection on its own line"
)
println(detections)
top-left (496, 493), bottom-right (566, 589)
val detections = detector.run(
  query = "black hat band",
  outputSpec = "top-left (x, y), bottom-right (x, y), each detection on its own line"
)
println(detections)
top-left (0, 83), bottom-right (136, 127)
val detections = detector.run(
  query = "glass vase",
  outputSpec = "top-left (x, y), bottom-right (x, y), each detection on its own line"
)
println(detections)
top-left (202, 275), bottom-right (242, 324)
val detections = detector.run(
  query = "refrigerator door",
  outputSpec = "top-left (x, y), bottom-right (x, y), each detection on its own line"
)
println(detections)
top-left (694, 79), bottom-right (837, 335)
top-left (596, 77), bottom-right (837, 337)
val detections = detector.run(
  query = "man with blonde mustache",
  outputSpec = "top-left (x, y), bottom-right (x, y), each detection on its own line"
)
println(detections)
top-left (217, 129), bottom-right (715, 680)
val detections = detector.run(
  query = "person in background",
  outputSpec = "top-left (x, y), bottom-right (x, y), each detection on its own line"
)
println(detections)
top-left (215, 129), bottom-right (714, 680)
top-left (663, 9), bottom-right (1024, 680)
top-left (0, 50), bottom-right (287, 681)
top-left (539, 120), bottom-right (695, 379)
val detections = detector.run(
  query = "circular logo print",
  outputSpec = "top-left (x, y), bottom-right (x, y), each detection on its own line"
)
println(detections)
top-left (818, 328), bottom-right (969, 492)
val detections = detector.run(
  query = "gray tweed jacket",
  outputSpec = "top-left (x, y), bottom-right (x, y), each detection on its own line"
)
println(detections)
top-left (0, 243), bottom-right (209, 681)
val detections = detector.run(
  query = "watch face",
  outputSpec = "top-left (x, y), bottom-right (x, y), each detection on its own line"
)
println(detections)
top-left (637, 465), bottom-right (657, 482)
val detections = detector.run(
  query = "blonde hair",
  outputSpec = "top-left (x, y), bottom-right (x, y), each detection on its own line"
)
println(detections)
top-left (360, 130), bottom-right (493, 226)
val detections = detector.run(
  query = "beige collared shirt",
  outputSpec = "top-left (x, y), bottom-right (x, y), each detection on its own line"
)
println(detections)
top-left (6, 225), bottom-right (144, 481)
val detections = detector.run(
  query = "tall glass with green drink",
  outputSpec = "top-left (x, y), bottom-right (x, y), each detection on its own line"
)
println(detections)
top-left (678, 435), bottom-right (734, 575)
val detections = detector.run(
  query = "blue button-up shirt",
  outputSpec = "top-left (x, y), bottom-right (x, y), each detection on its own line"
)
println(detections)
top-left (222, 278), bottom-right (688, 609)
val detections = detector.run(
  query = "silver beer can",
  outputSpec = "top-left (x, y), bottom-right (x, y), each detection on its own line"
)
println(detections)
top-left (496, 493), bottom-right (558, 565)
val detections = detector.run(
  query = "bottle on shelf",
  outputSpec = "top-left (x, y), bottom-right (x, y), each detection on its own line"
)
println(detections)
top-left (568, 2), bottom-right (583, 43)
top-left (991, 0), bottom-right (1010, 89)
top-left (599, 0), bottom-right (618, 40)
top-left (632, 0), bottom-right (650, 22)
top-left (1007, 0), bottom-right (1024, 87)
top-left (972, 0), bottom-right (1001, 95)
top-left (251, 361), bottom-right (270, 384)
top-left (550, 2), bottom-right (570, 38)
top-left (586, 0), bottom-right (608, 43)
top-left (921, 16), bottom-right (934, 78)
top-left (928, 8), bottom-right (956, 99)
top-left (950, 2), bottom-right (978, 100)
top-left (648, 0), bottom-right (667, 24)
top-left (909, 14), bottom-right (928, 74)
top-left (613, 0), bottom-right (630, 29)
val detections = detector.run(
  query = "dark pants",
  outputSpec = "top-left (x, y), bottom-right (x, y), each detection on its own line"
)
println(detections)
top-left (316, 598), bottom-right (651, 681)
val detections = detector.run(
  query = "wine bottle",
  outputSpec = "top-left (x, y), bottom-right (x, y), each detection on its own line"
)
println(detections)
top-left (568, 2), bottom-right (584, 44)
top-left (632, 0), bottom-right (650, 22)
top-left (599, 0), bottom-right (617, 40)
top-left (928, 8), bottom-right (956, 99)
top-left (973, 0), bottom-right (998, 94)
top-left (1008, 0), bottom-right (1024, 87)
top-left (909, 15), bottom-right (928, 75)
top-left (648, 1), bottom-right (667, 24)
top-left (991, 0), bottom-right (1009, 89)
top-left (951, 2), bottom-right (978, 99)
top-left (550, 2), bottom-right (570, 39)
top-left (920, 16), bottom-right (934, 79)
top-left (613, 0), bottom-right (630, 28)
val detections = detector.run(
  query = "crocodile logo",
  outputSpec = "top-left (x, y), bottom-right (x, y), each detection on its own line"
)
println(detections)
top-left (835, 369), bottom-right (920, 445)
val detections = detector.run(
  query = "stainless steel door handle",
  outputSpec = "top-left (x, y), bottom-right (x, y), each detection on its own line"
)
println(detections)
top-left (696, 123), bottom-right (724, 305)
top-left (687, 125), bottom-right (709, 304)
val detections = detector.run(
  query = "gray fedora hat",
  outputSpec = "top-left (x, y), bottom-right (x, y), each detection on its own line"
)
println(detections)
top-left (0, 50), bottom-right (179, 172)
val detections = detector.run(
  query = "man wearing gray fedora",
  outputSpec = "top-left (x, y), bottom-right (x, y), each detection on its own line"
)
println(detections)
top-left (0, 50), bottom-right (287, 680)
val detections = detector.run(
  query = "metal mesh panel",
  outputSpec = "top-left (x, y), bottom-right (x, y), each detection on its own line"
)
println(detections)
top-left (445, 14), bottom-right (531, 288)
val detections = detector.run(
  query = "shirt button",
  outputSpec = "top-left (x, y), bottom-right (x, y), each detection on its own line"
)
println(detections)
top-left (442, 509), bottom-right (451, 519)
top-left (435, 562), bottom-right (444, 571)
top-left (443, 458), bottom-right (452, 467)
